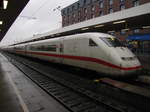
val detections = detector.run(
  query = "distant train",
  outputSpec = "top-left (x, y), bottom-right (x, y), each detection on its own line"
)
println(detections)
top-left (6, 32), bottom-right (142, 77)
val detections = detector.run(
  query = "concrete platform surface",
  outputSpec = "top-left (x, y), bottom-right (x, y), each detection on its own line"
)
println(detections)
top-left (0, 53), bottom-right (69, 112)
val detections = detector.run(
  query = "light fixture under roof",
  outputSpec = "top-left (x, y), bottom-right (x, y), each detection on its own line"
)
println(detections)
top-left (113, 20), bottom-right (126, 24)
top-left (3, 0), bottom-right (8, 9)
top-left (81, 27), bottom-right (89, 31)
top-left (142, 26), bottom-right (150, 29)
top-left (121, 28), bottom-right (129, 31)
top-left (94, 24), bottom-right (104, 28)
top-left (0, 21), bottom-right (3, 25)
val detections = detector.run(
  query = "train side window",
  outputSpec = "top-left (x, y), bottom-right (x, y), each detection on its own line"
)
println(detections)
top-left (100, 38), bottom-right (112, 47)
top-left (100, 37), bottom-right (124, 47)
top-left (89, 39), bottom-right (97, 47)
top-left (46, 45), bottom-right (57, 51)
top-left (29, 45), bottom-right (57, 52)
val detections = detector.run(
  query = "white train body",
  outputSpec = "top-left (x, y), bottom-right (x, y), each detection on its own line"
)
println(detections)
top-left (9, 33), bottom-right (142, 77)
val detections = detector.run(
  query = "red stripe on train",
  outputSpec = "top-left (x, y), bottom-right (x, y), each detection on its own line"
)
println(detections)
top-left (16, 50), bottom-right (142, 71)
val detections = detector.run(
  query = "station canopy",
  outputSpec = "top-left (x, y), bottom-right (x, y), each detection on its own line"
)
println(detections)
top-left (0, 0), bottom-right (29, 41)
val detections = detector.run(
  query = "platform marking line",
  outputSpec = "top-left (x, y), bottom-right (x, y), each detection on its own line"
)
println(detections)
top-left (6, 67), bottom-right (30, 112)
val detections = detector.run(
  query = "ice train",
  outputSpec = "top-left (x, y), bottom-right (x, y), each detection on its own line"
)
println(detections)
top-left (7, 32), bottom-right (142, 77)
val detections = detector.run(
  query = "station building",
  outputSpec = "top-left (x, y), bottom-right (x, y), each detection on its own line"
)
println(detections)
top-left (61, 0), bottom-right (150, 54)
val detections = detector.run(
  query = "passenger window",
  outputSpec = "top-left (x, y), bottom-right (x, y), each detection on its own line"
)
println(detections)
top-left (29, 45), bottom-right (57, 52)
top-left (45, 45), bottom-right (57, 52)
top-left (89, 39), bottom-right (98, 47)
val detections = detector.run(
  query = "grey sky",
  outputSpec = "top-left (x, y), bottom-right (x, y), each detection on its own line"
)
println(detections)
top-left (0, 0), bottom-right (78, 46)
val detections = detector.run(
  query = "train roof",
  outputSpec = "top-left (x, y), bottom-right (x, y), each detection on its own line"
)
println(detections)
top-left (11, 32), bottom-right (114, 46)
top-left (10, 30), bottom-right (112, 46)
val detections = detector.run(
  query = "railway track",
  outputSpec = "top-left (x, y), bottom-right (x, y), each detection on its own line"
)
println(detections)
top-left (3, 52), bottom-right (150, 112)
top-left (3, 53), bottom-right (122, 112)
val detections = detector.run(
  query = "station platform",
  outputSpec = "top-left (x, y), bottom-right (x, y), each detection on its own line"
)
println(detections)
top-left (0, 53), bottom-right (69, 112)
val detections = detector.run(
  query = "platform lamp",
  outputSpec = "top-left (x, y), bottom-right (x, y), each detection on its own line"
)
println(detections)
top-left (3, 0), bottom-right (8, 9)
top-left (0, 0), bottom-right (8, 9)
top-left (0, 21), bottom-right (3, 25)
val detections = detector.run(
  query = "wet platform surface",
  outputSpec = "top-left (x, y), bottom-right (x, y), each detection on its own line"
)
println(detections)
top-left (0, 53), bottom-right (69, 112)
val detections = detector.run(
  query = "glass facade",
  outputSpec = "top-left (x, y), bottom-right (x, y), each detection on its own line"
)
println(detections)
top-left (109, 8), bottom-right (113, 13)
top-left (120, 4), bottom-right (125, 10)
top-left (133, 0), bottom-right (139, 7)
top-left (99, 1), bottom-right (103, 8)
top-left (109, 0), bottom-right (113, 5)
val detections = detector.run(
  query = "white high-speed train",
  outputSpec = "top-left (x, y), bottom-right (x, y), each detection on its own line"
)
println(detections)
top-left (7, 32), bottom-right (142, 77)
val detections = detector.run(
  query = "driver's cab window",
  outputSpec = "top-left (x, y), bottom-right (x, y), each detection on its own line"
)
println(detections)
top-left (89, 39), bottom-right (98, 47)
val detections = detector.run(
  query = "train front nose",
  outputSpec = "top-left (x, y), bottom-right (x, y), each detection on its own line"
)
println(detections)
top-left (114, 47), bottom-right (142, 75)
top-left (120, 56), bottom-right (142, 75)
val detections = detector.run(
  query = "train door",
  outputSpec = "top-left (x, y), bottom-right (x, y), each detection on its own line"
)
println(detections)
top-left (77, 38), bottom-right (89, 57)
top-left (24, 45), bottom-right (27, 55)
top-left (88, 38), bottom-right (101, 71)
top-left (59, 38), bottom-right (64, 63)
top-left (76, 38), bottom-right (90, 68)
